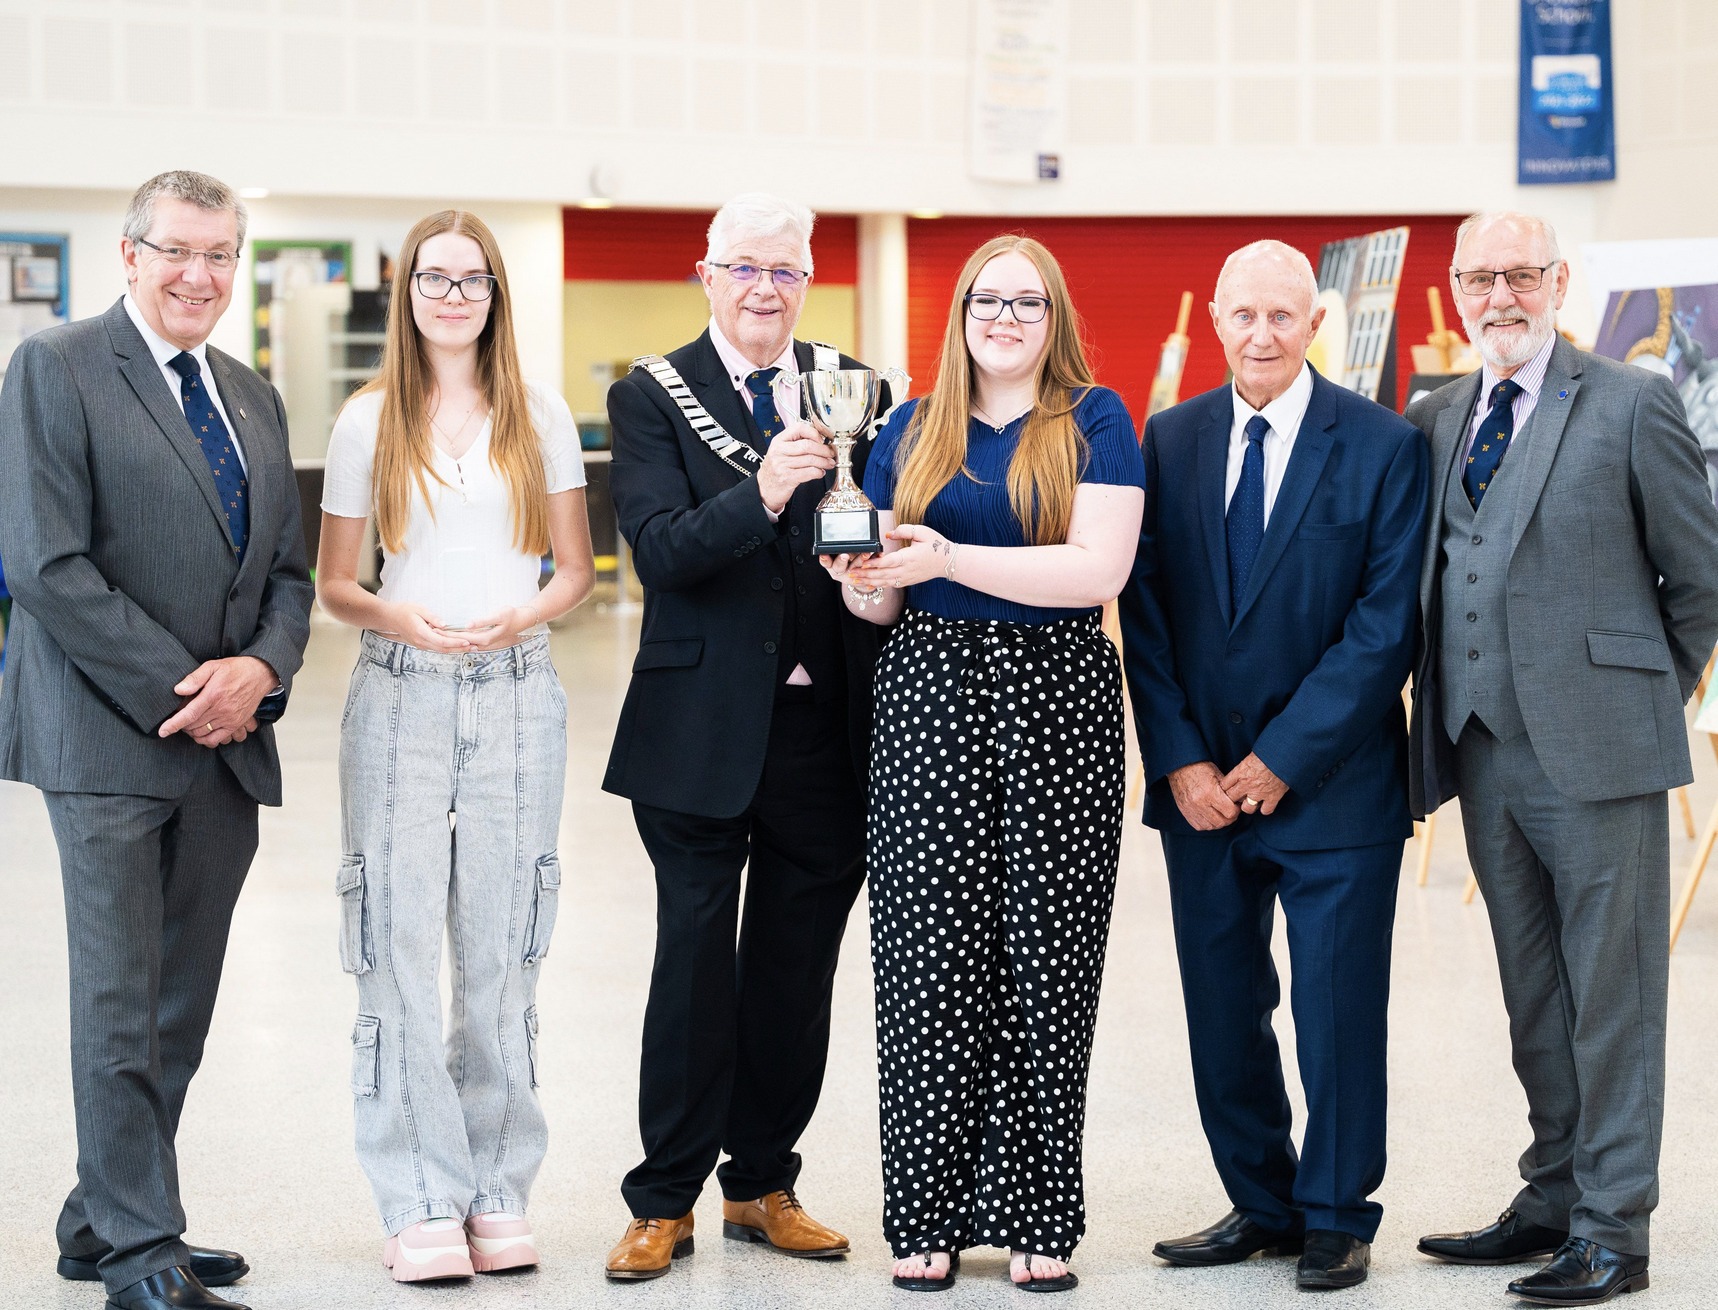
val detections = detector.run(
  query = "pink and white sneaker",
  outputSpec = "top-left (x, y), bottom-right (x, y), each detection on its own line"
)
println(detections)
top-left (465, 1212), bottom-right (539, 1272)
top-left (383, 1218), bottom-right (475, 1282)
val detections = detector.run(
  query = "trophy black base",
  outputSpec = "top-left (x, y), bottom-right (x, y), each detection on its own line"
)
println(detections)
top-left (814, 506), bottom-right (881, 557)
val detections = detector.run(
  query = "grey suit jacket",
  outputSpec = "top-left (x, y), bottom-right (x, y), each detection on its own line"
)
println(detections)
top-left (0, 298), bottom-right (313, 805)
top-left (1407, 336), bottom-right (1718, 815)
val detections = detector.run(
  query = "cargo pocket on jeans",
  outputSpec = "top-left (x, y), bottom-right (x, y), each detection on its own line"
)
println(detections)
top-left (336, 855), bottom-right (371, 974)
top-left (351, 1015), bottom-right (380, 1098)
top-left (525, 1005), bottom-right (540, 1089)
top-left (522, 852), bottom-right (561, 966)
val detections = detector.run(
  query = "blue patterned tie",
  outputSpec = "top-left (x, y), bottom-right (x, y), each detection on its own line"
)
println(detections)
top-left (168, 352), bottom-right (249, 559)
top-left (1463, 378), bottom-right (1523, 508)
top-left (1226, 414), bottom-right (1269, 608)
top-left (744, 367), bottom-right (783, 445)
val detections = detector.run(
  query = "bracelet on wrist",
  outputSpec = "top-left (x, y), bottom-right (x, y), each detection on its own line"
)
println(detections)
top-left (945, 542), bottom-right (961, 581)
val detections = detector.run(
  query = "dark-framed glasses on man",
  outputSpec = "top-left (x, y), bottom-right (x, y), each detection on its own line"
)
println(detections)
top-left (1453, 265), bottom-right (1558, 296)
top-left (135, 238), bottom-right (239, 270)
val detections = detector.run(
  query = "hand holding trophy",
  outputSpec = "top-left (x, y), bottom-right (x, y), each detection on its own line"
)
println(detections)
top-left (774, 364), bottom-right (910, 604)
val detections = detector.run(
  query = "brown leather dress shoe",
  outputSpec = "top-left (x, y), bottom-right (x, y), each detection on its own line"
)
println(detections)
top-left (604, 1213), bottom-right (695, 1281)
top-left (721, 1190), bottom-right (850, 1258)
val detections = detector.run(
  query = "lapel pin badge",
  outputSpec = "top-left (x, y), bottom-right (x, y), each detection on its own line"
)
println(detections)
top-left (1557, 390), bottom-right (1568, 400)
top-left (238, 406), bottom-right (247, 419)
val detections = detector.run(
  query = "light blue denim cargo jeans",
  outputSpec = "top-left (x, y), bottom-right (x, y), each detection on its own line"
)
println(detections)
top-left (337, 631), bottom-right (567, 1235)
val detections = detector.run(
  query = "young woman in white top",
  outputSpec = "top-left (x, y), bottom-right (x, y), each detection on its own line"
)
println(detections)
top-left (316, 210), bottom-right (594, 1282)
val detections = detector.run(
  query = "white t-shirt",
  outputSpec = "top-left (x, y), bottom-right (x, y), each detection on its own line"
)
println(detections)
top-left (322, 383), bottom-right (587, 630)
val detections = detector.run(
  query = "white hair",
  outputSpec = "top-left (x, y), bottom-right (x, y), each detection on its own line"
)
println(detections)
top-left (123, 170), bottom-right (248, 249)
top-left (1454, 211), bottom-right (1563, 266)
top-left (1214, 240), bottom-right (1319, 312)
top-left (705, 192), bottom-right (815, 273)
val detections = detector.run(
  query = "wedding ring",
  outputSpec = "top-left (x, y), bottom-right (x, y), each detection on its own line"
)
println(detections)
top-left (205, 722), bottom-right (215, 734)
top-left (1242, 796), bottom-right (1260, 812)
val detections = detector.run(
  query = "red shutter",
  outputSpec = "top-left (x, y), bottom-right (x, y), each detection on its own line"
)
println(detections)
top-left (907, 214), bottom-right (1465, 418)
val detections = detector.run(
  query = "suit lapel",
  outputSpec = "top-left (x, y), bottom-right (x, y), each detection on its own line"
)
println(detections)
top-left (1507, 338), bottom-right (1583, 554)
top-left (687, 329), bottom-right (769, 468)
top-left (1194, 393), bottom-right (1233, 628)
top-left (1421, 372), bottom-right (1482, 612)
top-left (106, 302), bottom-right (233, 542)
top-left (1230, 372), bottom-right (1337, 628)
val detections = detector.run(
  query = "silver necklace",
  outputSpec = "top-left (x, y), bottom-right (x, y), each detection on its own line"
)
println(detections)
top-left (971, 400), bottom-right (1032, 433)
top-left (429, 397), bottom-right (481, 455)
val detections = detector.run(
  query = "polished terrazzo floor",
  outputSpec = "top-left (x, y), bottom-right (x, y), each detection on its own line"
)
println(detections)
top-left (3, 603), bottom-right (1717, 1309)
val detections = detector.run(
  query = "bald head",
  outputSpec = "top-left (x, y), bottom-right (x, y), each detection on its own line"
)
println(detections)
top-left (1214, 241), bottom-right (1319, 316)
top-left (1454, 211), bottom-right (1561, 268)
top-left (1209, 240), bottom-right (1326, 410)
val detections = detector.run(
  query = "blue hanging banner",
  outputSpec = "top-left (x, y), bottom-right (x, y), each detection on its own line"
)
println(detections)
top-left (1518, 1), bottom-right (1615, 185)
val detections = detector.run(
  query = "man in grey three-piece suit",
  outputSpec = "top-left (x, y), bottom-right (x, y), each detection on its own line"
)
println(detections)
top-left (1408, 211), bottom-right (1718, 1307)
top-left (0, 172), bottom-right (312, 1310)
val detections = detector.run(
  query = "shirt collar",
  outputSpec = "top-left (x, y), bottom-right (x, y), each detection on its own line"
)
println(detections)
top-left (123, 292), bottom-right (210, 375)
top-left (1230, 361), bottom-right (1313, 440)
top-left (709, 317), bottom-right (797, 388)
top-left (1479, 332), bottom-right (1556, 403)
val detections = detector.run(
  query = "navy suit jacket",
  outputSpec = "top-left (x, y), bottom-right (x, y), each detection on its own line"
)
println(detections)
top-left (1119, 370), bottom-right (1428, 850)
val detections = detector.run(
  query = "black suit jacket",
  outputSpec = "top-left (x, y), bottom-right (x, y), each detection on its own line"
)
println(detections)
top-left (602, 330), bottom-right (889, 819)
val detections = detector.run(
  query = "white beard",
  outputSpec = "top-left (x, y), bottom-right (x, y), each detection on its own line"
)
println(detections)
top-left (1461, 300), bottom-right (1558, 373)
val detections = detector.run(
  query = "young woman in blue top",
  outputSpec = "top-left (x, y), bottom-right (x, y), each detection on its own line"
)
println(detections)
top-left (827, 235), bottom-right (1145, 1291)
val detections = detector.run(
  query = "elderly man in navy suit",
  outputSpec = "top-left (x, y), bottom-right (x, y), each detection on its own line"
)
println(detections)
top-left (1120, 241), bottom-right (1427, 1291)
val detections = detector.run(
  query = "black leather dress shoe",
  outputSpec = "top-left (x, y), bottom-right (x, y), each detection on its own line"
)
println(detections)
top-left (1419, 1207), bottom-right (1568, 1265)
top-left (1507, 1238), bottom-right (1648, 1305)
top-left (60, 1246), bottom-right (249, 1287)
top-left (105, 1266), bottom-right (251, 1310)
top-left (1297, 1230), bottom-right (1370, 1289)
top-left (1152, 1209), bottom-right (1304, 1266)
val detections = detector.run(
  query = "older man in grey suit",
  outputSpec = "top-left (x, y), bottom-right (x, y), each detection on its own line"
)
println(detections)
top-left (1407, 211), bottom-right (1718, 1306)
top-left (0, 172), bottom-right (312, 1310)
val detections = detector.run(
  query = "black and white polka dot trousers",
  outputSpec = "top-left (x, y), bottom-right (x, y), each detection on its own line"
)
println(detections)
top-left (869, 609), bottom-right (1125, 1262)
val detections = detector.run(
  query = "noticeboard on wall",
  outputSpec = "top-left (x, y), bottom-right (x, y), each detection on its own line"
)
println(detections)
top-left (0, 232), bottom-right (71, 382)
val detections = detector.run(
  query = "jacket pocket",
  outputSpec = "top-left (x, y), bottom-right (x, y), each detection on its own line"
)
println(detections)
top-left (336, 855), bottom-right (371, 975)
top-left (1587, 630), bottom-right (1673, 673)
top-left (1297, 519), bottom-right (1365, 540)
top-left (351, 1015), bottom-right (380, 1098)
top-left (525, 1005), bottom-right (541, 1089)
top-left (632, 638), bottom-right (704, 672)
top-left (522, 852), bottom-right (562, 966)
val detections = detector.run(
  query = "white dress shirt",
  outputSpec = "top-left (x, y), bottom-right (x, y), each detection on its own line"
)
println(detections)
top-left (123, 293), bottom-right (246, 471)
top-left (1224, 362), bottom-right (1313, 526)
top-left (1464, 332), bottom-right (1556, 462)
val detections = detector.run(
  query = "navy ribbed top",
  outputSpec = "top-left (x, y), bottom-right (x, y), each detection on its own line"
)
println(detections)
top-left (863, 385), bottom-right (1145, 624)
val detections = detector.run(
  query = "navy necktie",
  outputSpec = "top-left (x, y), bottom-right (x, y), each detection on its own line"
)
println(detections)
top-left (744, 367), bottom-right (783, 445)
top-left (1464, 378), bottom-right (1523, 508)
top-left (1226, 414), bottom-right (1269, 607)
top-left (168, 351), bottom-right (249, 559)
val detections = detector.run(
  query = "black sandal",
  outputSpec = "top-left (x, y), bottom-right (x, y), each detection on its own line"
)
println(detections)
top-left (893, 1250), bottom-right (960, 1292)
top-left (1014, 1252), bottom-right (1078, 1293)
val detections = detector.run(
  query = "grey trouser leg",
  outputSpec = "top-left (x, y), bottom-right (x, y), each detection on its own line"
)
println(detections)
top-left (45, 753), bottom-right (258, 1292)
top-left (1456, 728), bottom-right (1667, 1257)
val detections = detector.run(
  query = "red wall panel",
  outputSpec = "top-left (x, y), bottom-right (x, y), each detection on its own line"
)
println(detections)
top-left (906, 214), bottom-right (1466, 420)
top-left (563, 208), bottom-right (858, 285)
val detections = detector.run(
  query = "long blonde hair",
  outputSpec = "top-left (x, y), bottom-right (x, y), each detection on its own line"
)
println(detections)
top-left (358, 210), bottom-right (548, 556)
top-left (893, 234), bottom-right (1095, 546)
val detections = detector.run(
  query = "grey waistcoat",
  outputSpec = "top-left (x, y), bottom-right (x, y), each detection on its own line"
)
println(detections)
top-left (1439, 410), bottom-right (1536, 742)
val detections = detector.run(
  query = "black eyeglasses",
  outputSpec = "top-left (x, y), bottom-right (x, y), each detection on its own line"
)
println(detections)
top-left (412, 271), bottom-right (498, 301)
top-left (1452, 264), bottom-right (1560, 296)
top-left (708, 262), bottom-right (810, 288)
top-left (965, 292), bottom-right (1050, 324)
top-left (135, 237), bottom-right (239, 270)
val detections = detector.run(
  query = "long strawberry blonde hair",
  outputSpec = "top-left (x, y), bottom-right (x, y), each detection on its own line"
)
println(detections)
top-left (357, 209), bottom-right (548, 556)
top-left (892, 234), bottom-right (1095, 546)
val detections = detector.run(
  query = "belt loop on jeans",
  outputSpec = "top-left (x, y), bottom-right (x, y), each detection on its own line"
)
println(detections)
top-left (512, 641), bottom-right (529, 680)
top-left (386, 639), bottom-right (406, 676)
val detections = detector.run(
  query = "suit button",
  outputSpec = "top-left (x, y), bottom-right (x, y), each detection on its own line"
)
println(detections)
top-left (764, 641), bottom-right (778, 655)
top-left (1467, 572), bottom-right (1478, 583)
top-left (1229, 711), bottom-right (1243, 724)
top-left (771, 577), bottom-right (783, 590)
top-left (1467, 612), bottom-right (1477, 622)
top-left (1472, 534), bottom-right (1482, 544)
top-left (790, 525), bottom-right (801, 537)
top-left (795, 555), bottom-right (806, 565)
top-left (1468, 649), bottom-right (1480, 660)
top-left (798, 585), bottom-right (807, 595)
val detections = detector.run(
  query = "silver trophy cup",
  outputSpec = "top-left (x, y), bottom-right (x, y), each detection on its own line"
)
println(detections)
top-left (773, 365), bottom-right (909, 562)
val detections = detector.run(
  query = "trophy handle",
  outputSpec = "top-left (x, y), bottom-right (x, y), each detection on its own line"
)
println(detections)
top-left (871, 367), bottom-right (912, 436)
top-left (770, 369), bottom-right (807, 429)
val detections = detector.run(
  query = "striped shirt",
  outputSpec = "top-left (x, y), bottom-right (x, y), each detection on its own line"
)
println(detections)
top-left (1465, 333), bottom-right (1556, 462)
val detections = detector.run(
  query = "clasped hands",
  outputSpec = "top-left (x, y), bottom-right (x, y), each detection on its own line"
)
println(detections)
top-left (158, 655), bottom-right (278, 748)
top-left (821, 524), bottom-right (952, 592)
top-left (385, 601), bottom-right (542, 655)
top-left (1167, 754), bottom-right (1289, 831)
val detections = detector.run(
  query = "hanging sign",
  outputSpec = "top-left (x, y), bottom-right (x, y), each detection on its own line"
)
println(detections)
top-left (1518, 0), bottom-right (1615, 185)
top-left (969, 0), bottom-right (1067, 185)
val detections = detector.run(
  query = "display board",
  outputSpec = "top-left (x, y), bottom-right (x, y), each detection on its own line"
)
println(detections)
top-left (1311, 227), bottom-right (1408, 404)
top-left (1594, 283), bottom-right (1718, 502)
top-left (0, 232), bottom-right (70, 384)
top-left (969, 0), bottom-right (1067, 185)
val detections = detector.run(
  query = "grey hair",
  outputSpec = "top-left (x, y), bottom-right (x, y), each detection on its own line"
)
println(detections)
top-left (123, 171), bottom-right (248, 250)
top-left (1453, 211), bottom-right (1562, 266)
top-left (705, 192), bottom-right (815, 274)
top-left (1214, 240), bottom-right (1320, 312)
